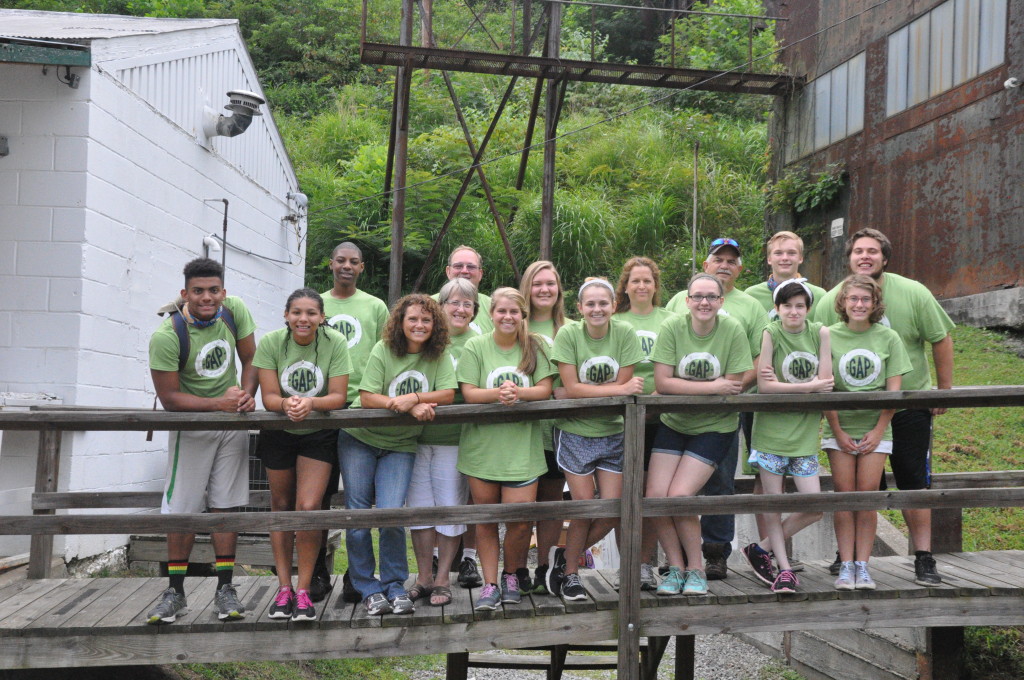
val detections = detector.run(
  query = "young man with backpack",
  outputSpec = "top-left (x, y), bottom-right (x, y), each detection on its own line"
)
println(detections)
top-left (146, 258), bottom-right (258, 623)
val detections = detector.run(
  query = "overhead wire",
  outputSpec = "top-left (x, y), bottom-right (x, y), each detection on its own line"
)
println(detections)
top-left (307, 0), bottom-right (894, 218)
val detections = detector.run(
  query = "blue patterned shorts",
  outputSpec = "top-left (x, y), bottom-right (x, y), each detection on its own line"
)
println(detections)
top-left (750, 450), bottom-right (819, 478)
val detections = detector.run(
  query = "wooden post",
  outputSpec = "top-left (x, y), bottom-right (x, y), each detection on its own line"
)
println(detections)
top-left (539, 1), bottom-right (561, 261)
top-left (388, 0), bottom-right (415, 306)
top-left (924, 502), bottom-right (964, 679)
top-left (617, 403), bottom-right (644, 680)
top-left (28, 428), bottom-right (61, 579)
top-left (675, 635), bottom-right (695, 680)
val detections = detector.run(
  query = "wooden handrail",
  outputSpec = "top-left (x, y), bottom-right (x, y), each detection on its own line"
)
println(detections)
top-left (3, 384), bottom-right (1021, 680)
top-left (3, 386), bottom-right (1023, 431)
top-left (5, 486), bottom-right (1024, 536)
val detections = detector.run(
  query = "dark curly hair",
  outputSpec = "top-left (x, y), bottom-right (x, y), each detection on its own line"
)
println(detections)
top-left (183, 258), bottom-right (224, 286)
top-left (383, 294), bottom-right (450, 360)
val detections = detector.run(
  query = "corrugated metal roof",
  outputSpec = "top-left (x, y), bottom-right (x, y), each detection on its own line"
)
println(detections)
top-left (0, 9), bottom-right (236, 41)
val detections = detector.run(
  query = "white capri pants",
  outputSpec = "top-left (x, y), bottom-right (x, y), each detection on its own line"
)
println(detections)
top-left (408, 444), bottom-right (469, 536)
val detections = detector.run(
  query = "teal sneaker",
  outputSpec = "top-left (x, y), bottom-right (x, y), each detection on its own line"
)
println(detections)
top-left (656, 566), bottom-right (685, 596)
top-left (683, 568), bottom-right (708, 595)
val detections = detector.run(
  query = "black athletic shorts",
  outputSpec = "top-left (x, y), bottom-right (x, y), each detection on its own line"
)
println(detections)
top-left (256, 428), bottom-right (338, 470)
top-left (886, 409), bottom-right (932, 491)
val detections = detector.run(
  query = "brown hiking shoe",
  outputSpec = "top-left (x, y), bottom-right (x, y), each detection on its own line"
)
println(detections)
top-left (702, 543), bottom-right (729, 581)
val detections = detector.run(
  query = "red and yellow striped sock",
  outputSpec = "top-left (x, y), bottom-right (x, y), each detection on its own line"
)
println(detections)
top-left (215, 555), bottom-right (235, 588)
top-left (168, 561), bottom-right (188, 593)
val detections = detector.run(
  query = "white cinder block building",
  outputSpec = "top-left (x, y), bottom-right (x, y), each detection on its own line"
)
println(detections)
top-left (0, 10), bottom-right (305, 565)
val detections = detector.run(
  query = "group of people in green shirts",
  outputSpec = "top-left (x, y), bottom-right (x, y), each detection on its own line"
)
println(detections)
top-left (145, 226), bottom-right (955, 623)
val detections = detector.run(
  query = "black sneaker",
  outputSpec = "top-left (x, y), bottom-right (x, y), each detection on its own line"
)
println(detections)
top-left (545, 546), bottom-right (566, 597)
top-left (291, 589), bottom-right (316, 622)
top-left (741, 543), bottom-right (776, 586)
top-left (309, 561), bottom-right (334, 603)
top-left (828, 551), bottom-right (842, 576)
top-left (341, 570), bottom-right (361, 603)
top-left (561, 572), bottom-right (587, 601)
top-left (268, 586), bottom-right (295, 620)
top-left (457, 556), bottom-right (483, 588)
top-left (532, 565), bottom-right (549, 594)
top-left (914, 552), bottom-right (942, 586)
top-left (515, 567), bottom-right (533, 594)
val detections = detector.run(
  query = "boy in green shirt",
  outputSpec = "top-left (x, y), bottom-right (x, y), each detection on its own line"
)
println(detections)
top-left (146, 258), bottom-right (257, 624)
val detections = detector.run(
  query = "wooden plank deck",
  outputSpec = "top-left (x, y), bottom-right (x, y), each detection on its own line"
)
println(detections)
top-left (1, 552), bottom-right (1023, 669)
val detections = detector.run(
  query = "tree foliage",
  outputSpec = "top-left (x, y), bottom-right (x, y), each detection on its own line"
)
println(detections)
top-left (6, 0), bottom-right (779, 300)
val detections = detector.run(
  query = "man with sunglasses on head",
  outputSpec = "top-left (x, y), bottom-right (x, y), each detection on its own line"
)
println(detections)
top-left (436, 245), bottom-right (494, 334)
top-left (665, 238), bottom-right (763, 579)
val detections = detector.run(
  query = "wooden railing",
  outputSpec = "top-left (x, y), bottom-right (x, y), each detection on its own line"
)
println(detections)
top-left (1, 386), bottom-right (1023, 680)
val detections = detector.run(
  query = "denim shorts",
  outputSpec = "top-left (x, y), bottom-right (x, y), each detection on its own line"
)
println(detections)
top-left (651, 425), bottom-right (736, 468)
top-left (750, 449), bottom-right (819, 478)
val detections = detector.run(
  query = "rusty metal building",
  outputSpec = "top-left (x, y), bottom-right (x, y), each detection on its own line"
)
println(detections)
top-left (767, 0), bottom-right (1022, 328)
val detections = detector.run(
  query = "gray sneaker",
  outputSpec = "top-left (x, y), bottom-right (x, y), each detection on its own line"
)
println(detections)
top-left (214, 583), bottom-right (246, 621)
top-left (474, 583), bottom-right (501, 611)
top-left (500, 572), bottom-right (521, 604)
top-left (390, 593), bottom-right (415, 615)
top-left (640, 562), bottom-right (657, 591)
top-left (147, 588), bottom-right (187, 624)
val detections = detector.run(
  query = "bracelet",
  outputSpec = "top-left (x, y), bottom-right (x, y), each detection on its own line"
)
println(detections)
top-left (415, 393), bottom-right (420, 403)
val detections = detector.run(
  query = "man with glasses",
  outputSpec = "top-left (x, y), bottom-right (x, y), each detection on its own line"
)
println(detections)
top-left (813, 228), bottom-right (954, 586)
top-left (440, 245), bottom-right (494, 333)
top-left (665, 238), bottom-right (763, 579)
top-left (325, 242), bottom-right (390, 603)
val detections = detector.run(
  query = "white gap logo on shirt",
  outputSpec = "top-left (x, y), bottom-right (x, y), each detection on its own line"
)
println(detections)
top-left (329, 314), bottom-right (363, 349)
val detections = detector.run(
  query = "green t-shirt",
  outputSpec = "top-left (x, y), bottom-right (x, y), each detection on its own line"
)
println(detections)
top-left (651, 313), bottom-right (754, 435)
top-left (822, 322), bottom-right (912, 441)
top-left (322, 289), bottom-right (389, 404)
top-left (813, 273), bottom-right (953, 392)
top-left (419, 327), bottom-right (482, 446)
top-left (433, 291), bottom-right (494, 334)
top-left (347, 341), bottom-right (458, 453)
top-left (613, 307), bottom-right (677, 395)
top-left (666, 287), bottom-right (765, 358)
top-left (750, 321), bottom-right (824, 458)
top-left (551, 318), bottom-right (644, 437)
top-left (527, 317), bottom-right (561, 451)
top-left (149, 296), bottom-right (256, 399)
top-left (456, 333), bottom-right (557, 481)
top-left (253, 327), bottom-right (353, 435)
top-left (745, 280), bottom-right (828, 320)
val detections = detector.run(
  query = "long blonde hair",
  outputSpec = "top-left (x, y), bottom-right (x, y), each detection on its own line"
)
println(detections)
top-left (490, 287), bottom-right (547, 376)
top-left (519, 260), bottom-right (566, 333)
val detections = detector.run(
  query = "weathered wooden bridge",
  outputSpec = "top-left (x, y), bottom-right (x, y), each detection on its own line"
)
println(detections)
top-left (0, 387), bottom-right (1022, 679)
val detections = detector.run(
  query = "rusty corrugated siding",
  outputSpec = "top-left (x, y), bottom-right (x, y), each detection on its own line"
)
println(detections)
top-left (770, 0), bottom-right (1023, 299)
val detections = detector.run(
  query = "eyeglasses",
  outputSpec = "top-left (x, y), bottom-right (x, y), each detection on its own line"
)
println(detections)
top-left (710, 237), bottom-right (739, 248)
top-left (846, 296), bottom-right (873, 305)
top-left (444, 300), bottom-right (474, 310)
top-left (688, 294), bottom-right (722, 303)
top-left (450, 263), bottom-right (480, 272)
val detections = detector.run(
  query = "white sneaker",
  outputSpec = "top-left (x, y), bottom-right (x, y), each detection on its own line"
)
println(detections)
top-left (834, 561), bottom-right (855, 591)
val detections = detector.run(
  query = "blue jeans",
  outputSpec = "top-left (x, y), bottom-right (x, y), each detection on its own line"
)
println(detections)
top-left (699, 427), bottom-right (740, 557)
top-left (337, 430), bottom-right (415, 600)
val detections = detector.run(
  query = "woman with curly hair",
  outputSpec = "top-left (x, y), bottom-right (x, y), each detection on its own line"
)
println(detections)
top-left (457, 287), bottom-right (556, 611)
top-left (338, 294), bottom-right (457, 616)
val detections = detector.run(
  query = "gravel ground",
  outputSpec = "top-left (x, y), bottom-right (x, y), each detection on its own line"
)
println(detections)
top-left (409, 635), bottom-right (791, 680)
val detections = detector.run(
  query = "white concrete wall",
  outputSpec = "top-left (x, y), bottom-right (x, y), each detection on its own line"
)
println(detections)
top-left (0, 62), bottom-right (89, 558)
top-left (0, 36), bottom-right (304, 562)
